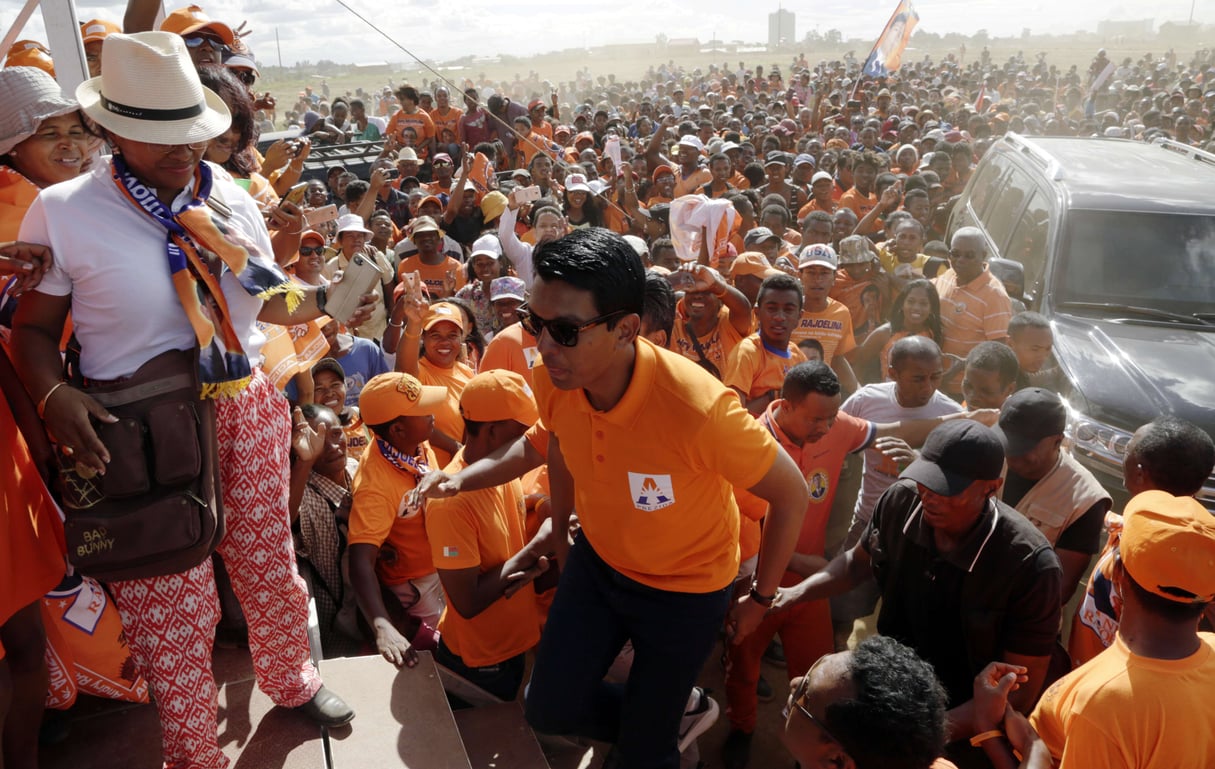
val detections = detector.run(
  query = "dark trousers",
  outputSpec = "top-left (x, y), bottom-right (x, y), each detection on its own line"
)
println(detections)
top-left (524, 535), bottom-right (731, 769)
top-left (435, 638), bottom-right (526, 703)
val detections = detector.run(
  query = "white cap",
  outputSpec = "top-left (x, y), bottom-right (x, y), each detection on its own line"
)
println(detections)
top-left (470, 233), bottom-right (502, 260)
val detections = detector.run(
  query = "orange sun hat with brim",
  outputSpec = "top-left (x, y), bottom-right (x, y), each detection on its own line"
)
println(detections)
top-left (76, 32), bottom-right (230, 145)
top-left (158, 5), bottom-right (235, 46)
top-left (0, 67), bottom-right (79, 156)
top-left (81, 19), bottom-right (122, 45)
top-left (423, 301), bottom-right (466, 332)
top-left (730, 252), bottom-right (781, 280)
top-left (1119, 490), bottom-right (1215, 604)
top-left (359, 372), bottom-right (446, 425)
top-left (459, 370), bottom-right (539, 426)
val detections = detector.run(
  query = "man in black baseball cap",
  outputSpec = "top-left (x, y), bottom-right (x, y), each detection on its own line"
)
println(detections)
top-left (773, 419), bottom-right (1062, 765)
top-left (994, 388), bottom-right (1110, 603)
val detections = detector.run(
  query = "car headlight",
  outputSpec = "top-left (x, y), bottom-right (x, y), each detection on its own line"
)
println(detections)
top-left (1065, 410), bottom-right (1134, 468)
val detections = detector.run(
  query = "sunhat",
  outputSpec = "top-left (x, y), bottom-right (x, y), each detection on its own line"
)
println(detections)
top-left (76, 31), bottom-right (230, 145)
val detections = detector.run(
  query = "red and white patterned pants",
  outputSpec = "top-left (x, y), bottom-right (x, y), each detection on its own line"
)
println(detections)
top-left (109, 370), bottom-right (322, 769)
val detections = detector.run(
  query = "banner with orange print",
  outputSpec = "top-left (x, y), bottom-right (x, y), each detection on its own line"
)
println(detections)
top-left (862, 0), bottom-right (919, 77)
top-left (258, 317), bottom-right (329, 392)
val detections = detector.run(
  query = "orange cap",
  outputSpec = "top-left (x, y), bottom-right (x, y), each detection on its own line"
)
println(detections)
top-left (159, 5), bottom-right (235, 46)
top-left (651, 164), bottom-right (674, 183)
top-left (4, 47), bottom-right (55, 76)
top-left (730, 252), bottom-right (781, 279)
top-left (358, 373), bottom-right (446, 425)
top-left (422, 301), bottom-right (466, 332)
top-left (1120, 490), bottom-right (1215, 604)
top-left (459, 370), bottom-right (538, 426)
top-left (81, 19), bottom-right (122, 44)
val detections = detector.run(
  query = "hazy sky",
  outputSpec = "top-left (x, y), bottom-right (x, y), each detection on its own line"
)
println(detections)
top-left (2, 0), bottom-right (1208, 67)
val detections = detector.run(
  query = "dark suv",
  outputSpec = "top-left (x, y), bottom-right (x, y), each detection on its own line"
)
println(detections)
top-left (948, 133), bottom-right (1215, 511)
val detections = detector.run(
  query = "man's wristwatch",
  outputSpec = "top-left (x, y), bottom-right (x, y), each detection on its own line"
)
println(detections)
top-left (749, 581), bottom-right (775, 608)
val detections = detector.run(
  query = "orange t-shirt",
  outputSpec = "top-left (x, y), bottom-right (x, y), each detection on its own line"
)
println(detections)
top-left (723, 334), bottom-right (808, 402)
top-left (797, 196), bottom-right (837, 220)
top-left (426, 452), bottom-right (540, 667)
top-left (347, 440), bottom-right (439, 584)
top-left (672, 168), bottom-right (712, 198)
top-left (669, 303), bottom-right (748, 374)
top-left (480, 323), bottom-right (540, 388)
top-left (733, 486), bottom-right (768, 563)
top-left (417, 356), bottom-right (474, 466)
top-left (428, 106), bottom-right (463, 144)
top-left (532, 338), bottom-right (779, 592)
top-left (932, 267), bottom-right (1013, 360)
top-left (397, 254), bottom-right (467, 298)
top-left (838, 187), bottom-right (880, 230)
top-left (386, 108), bottom-right (436, 159)
top-left (791, 299), bottom-right (856, 363)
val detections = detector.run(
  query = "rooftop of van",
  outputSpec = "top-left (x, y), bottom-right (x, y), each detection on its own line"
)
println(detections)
top-left (996, 134), bottom-right (1215, 213)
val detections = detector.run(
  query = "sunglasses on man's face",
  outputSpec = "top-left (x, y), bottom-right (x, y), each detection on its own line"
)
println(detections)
top-left (517, 303), bottom-right (626, 348)
top-left (299, 246), bottom-right (325, 256)
top-left (233, 69), bottom-right (257, 86)
top-left (183, 34), bottom-right (228, 52)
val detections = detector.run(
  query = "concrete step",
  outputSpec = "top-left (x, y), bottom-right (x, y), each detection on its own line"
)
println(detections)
top-left (321, 652), bottom-right (472, 769)
top-left (454, 701), bottom-right (551, 769)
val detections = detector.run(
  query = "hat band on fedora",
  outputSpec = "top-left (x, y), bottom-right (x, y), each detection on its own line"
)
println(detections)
top-left (101, 94), bottom-right (205, 122)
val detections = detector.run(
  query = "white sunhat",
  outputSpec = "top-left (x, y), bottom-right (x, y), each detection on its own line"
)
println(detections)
top-left (76, 31), bottom-right (230, 145)
top-left (335, 213), bottom-right (373, 237)
top-left (0, 66), bottom-right (79, 156)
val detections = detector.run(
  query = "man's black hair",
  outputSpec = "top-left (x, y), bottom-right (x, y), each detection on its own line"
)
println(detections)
top-left (642, 271), bottom-right (676, 341)
top-left (298, 403), bottom-right (337, 422)
top-left (1007, 311), bottom-right (1051, 336)
top-left (823, 636), bottom-right (948, 769)
top-left (533, 228), bottom-right (645, 322)
top-left (889, 334), bottom-right (943, 369)
top-left (343, 180), bottom-right (369, 206)
top-left (1130, 417), bottom-right (1215, 496)
top-left (781, 361), bottom-right (840, 401)
top-left (965, 341), bottom-right (1019, 387)
top-left (756, 273), bottom-right (804, 309)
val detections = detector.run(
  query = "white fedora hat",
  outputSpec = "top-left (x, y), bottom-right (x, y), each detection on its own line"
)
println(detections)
top-left (76, 31), bottom-right (230, 145)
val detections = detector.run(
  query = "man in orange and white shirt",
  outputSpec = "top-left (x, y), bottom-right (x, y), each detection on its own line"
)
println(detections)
top-left (668, 264), bottom-right (752, 378)
top-left (933, 227), bottom-right (1012, 395)
top-left (791, 244), bottom-right (859, 393)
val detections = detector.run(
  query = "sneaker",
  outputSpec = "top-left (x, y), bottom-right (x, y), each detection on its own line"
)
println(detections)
top-left (762, 638), bottom-right (786, 666)
top-left (295, 686), bottom-right (355, 727)
top-left (721, 728), bottom-right (753, 769)
top-left (677, 687), bottom-right (719, 753)
top-left (756, 674), bottom-right (774, 703)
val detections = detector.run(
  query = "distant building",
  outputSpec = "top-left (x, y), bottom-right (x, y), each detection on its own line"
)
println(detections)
top-left (769, 8), bottom-right (795, 47)
top-left (1096, 19), bottom-right (1154, 37)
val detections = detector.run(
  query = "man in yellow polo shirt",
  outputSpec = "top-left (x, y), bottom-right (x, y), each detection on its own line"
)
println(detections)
top-left (425, 370), bottom-right (552, 702)
top-left (519, 228), bottom-right (809, 769)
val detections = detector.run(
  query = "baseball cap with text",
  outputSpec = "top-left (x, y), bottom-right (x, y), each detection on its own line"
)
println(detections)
top-left (359, 372), bottom-right (445, 425)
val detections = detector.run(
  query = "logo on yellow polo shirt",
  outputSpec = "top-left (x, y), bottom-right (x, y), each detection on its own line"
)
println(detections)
top-left (807, 468), bottom-right (830, 502)
top-left (628, 473), bottom-right (675, 512)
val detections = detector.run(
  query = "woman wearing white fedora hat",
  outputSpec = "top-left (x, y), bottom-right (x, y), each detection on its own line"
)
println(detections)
top-left (11, 32), bottom-right (364, 769)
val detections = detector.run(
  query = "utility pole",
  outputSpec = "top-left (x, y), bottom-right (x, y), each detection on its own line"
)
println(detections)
top-left (276, 26), bottom-right (282, 67)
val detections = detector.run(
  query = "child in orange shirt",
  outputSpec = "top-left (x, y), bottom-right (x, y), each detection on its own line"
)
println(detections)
top-left (724, 273), bottom-right (808, 415)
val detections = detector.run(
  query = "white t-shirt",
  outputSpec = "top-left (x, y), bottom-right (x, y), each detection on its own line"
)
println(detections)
top-left (26, 160), bottom-right (271, 380)
top-left (841, 382), bottom-right (962, 521)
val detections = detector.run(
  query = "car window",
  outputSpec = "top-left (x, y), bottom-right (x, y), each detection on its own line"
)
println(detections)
top-left (963, 153), bottom-right (1007, 225)
top-left (1056, 210), bottom-right (1215, 315)
top-left (1005, 190), bottom-right (1052, 305)
top-left (981, 166), bottom-right (1034, 256)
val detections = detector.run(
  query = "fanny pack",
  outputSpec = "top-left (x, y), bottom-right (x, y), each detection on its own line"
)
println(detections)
top-left (57, 347), bottom-right (224, 582)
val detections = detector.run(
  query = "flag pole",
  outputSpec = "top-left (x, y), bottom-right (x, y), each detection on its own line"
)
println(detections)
top-left (859, 0), bottom-right (904, 89)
